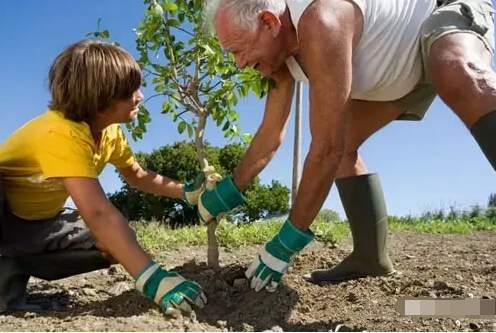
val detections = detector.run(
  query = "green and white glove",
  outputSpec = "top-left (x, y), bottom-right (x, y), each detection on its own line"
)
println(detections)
top-left (183, 172), bottom-right (205, 206)
top-left (245, 219), bottom-right (314, 292)
top-left (197, 176), bottom-right (245, 223)
top-left (135, 261), bottom-right (207, 314)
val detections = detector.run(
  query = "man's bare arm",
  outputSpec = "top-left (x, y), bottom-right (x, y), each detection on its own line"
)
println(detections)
top-left (289, 0), bottom-right (359, 230)
top-left (233, 66), bottom-right (295, 191)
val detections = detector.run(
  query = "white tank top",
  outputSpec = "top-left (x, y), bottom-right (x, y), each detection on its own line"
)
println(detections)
top-left (285, 0), bottom-right (436, 101)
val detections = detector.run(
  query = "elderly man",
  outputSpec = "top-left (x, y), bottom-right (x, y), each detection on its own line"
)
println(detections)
top-left (197, 0), bottom-right (496, 292)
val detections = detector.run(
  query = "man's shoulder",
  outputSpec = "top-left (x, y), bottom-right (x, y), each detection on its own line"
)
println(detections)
top-left (298, 0), bottom-right (361, 34)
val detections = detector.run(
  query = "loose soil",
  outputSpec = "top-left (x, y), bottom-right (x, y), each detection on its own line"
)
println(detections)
top-left (1, 231), bottom-right (495, 331)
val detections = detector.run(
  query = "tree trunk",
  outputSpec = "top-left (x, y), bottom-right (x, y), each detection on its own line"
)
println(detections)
top-left (195, 112), bottom-right (220, 269)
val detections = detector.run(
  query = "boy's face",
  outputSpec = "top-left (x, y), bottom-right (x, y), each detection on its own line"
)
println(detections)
top-left (106, 89), bottom-right (144, 123)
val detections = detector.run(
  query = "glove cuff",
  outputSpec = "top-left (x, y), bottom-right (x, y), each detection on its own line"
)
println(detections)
top-left (135, 261), bottom-right (160, 293)
top-left (202, 176), bottom-right (245, 217)
top-left (277, 219), bottom-right (315, 254)
top-left (216, 176), bottom-right (245, 209)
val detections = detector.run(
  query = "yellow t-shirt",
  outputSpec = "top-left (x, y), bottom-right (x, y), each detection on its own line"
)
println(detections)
top-left (0, 110), bottom-right (136, 220)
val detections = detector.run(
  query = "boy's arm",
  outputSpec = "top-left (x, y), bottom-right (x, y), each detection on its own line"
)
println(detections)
top-left (119, 161), bottom-right (184, 199)
top-left (63, 177), bottom-right (207, 312)
top-left (63, 177), bottom-right (151, 277)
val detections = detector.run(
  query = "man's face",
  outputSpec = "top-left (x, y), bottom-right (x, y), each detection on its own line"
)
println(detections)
top-left (215, 9), bottom-right (287, 78)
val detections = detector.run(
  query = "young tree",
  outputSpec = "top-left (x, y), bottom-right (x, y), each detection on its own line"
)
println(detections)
top-left (131, 0), bottom-right (271, 267)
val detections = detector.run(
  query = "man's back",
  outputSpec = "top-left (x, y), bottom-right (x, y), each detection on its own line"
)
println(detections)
top-left (285, 0), bottom-right (436, 101)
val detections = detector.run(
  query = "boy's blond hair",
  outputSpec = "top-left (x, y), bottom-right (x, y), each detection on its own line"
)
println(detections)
top-left (48, 40), bottom-right (142, 122)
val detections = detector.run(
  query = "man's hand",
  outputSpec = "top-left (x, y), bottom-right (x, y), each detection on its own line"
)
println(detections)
top-left (135, 261), bottom-right (207, 314)
top-left (245, 220), bottom-right (314, 292)
top-left (197, 176), bottom-right (245, 223)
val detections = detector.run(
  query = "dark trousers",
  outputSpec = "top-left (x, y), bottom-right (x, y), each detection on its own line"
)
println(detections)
top-left (0, 178), bottom-right (97, 257)
top-left (0, 177), bottom-right (110, 311)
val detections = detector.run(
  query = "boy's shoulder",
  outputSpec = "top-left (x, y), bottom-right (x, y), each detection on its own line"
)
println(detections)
top-left (10, 110), bottom-right (94, 149)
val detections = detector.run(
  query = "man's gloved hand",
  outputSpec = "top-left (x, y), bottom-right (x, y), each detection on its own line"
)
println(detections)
top-left (245, 219), bottom-right (314, 292)
top-left (197, 176), bottom-right (245, 223)
top-left (135, 261), bottom-right (207, 314)
top-left (183, 172), bottom-right (205, 206)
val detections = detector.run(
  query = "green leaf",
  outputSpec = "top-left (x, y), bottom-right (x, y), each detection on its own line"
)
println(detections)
top-left (178, 121), bottom-right (187, 134)
top-left (242, 133), bottom-right (253, 144)
top-left (187, 124), bottom-right (194, 138)
top-left (222, 121), bottom-right (230, 132)
top-left (162, 102), bottom-right (172, 114)
top-left (202, 44), bottom-right (215, 55)
top-left (152, 3), bottom-right (164, 16)
top-left (166, 19), bottom-right (180, 27)
top-left (162, 2), bottom-right (178, 12)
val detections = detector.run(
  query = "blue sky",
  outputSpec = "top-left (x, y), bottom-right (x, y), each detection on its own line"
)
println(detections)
top-left (1, 0), bottom-right (494, 219)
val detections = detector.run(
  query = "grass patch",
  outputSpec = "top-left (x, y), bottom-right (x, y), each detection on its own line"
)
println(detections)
top-left (389, 216), bottom-right (496, 234)
top-left (133, 218), bottom-right (348, 253)
top-left (133, 216), bottom-right (496, 253)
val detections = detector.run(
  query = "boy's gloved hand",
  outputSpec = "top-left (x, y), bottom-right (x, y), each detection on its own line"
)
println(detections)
top-left (183, 172), bottom-right (205, 206)
top-left (135, 262), bottom-right (207, 314)
top-left (245, 219), bottom-right (314, 292)
top-left (183, 166), bottom-right (223, 206)
top-left (197, 176), bottom-right (245, 223)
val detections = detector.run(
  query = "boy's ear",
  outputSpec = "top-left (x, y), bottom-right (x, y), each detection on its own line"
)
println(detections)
top-left (259, 10), bottom-right (282, 37)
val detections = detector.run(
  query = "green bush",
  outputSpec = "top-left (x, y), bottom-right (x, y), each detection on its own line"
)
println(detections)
top-left (316, 208), bottom-right (341, 223)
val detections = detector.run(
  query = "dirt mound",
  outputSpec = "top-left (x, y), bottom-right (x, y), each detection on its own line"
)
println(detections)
top-left (1, 231), bottom-right (495, 331)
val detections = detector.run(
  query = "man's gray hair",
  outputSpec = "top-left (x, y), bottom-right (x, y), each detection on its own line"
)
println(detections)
top-left (204, 0), bottom-right (286, 32)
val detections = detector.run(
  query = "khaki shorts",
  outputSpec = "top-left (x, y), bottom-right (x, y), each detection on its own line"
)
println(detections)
top-left (394, 0), bottom-right (495, 121)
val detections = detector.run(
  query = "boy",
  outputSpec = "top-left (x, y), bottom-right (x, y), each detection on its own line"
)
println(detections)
top-left (0, 40), bottom-right (206, 314)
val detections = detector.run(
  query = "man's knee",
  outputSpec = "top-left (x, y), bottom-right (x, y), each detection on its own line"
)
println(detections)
top-left (429, 41), bottom-right (496, 114)
top-left (430, 55), bottom-right (496, 126)
top-left (336, 151), bottom-right (366, 179)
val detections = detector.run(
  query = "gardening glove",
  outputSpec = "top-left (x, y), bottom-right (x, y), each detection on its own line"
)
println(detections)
top-left (183, 172), bottom-right (205, 206)
top-left (245, 219), bottom-right (314, 292)
top-left (135, 261), bottom-right (207, 314)
top-left (183, 166), bottom-right (222, 206)
top-left (197, 175), bottom-right (245, 224)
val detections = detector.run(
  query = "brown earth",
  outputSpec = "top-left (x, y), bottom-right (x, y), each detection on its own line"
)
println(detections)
top-left (1, 230), bottom-right (495, 332)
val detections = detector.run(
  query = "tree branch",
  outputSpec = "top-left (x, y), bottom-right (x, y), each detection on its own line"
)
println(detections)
top-left (172, 26), bottom-right (194, 37)
top-left (143, 93), bottom-right (166, 104)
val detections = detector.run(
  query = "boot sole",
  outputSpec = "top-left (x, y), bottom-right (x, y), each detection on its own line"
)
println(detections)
top-left (303, 269), bottom-right (397, 284)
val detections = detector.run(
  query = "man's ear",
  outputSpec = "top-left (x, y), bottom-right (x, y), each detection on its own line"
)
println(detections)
top-left (259, 10), bottom-right (282, 37)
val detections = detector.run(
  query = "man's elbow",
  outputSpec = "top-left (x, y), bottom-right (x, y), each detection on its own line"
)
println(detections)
top-left (270, 134), bottom-right (285, 153)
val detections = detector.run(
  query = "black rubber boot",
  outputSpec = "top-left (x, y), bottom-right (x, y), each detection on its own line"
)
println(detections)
top-left (0, 256), bottom-right (31, 312)
top-left (305, 173), bottom-right (394, 283)
top-left (0, 250), bottom-right (110, 312)
top-left (471, 111), bottom-right (496, 171)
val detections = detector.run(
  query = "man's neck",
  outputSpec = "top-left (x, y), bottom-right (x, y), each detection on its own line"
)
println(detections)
top-left (281, 8), bottom-right (299, 57)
